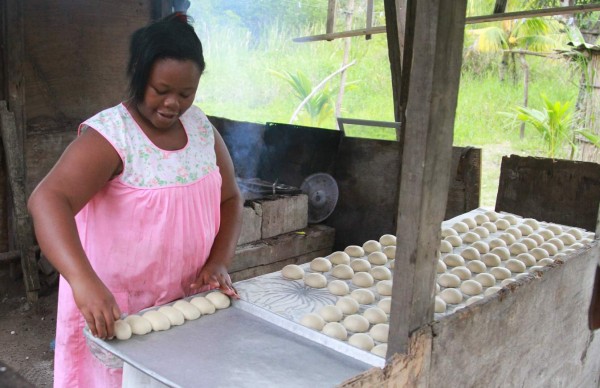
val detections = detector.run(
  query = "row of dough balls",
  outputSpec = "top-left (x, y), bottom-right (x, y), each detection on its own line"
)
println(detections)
top-left (300, 296), bottom-right (392, 357)
top-left (110, 291), bottom-right (231, 340)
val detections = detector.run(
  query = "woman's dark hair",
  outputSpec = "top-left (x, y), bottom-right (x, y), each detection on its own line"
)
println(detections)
top-left (127, 13), bottom-right (205, 103)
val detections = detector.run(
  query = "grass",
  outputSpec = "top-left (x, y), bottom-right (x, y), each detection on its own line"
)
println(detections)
top-left (191, 14), bottom-right (582, 209)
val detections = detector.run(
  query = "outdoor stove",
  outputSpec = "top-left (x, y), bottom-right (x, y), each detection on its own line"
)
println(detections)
top-left (236, 177), bottom-right (303, 201)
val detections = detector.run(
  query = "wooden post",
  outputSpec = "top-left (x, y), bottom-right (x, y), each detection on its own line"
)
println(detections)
top-left (365, 0), bottom-right (374, 40)
top-left (327, 0), bottom-right (337, 37)
top-left (0, 102), bottom-right (39, 303)
top-left (387, 0), bottom-right (467, 356)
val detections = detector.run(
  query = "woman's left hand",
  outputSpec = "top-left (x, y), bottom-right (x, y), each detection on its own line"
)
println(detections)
top-left (191, 261), bottom-right (239, 299)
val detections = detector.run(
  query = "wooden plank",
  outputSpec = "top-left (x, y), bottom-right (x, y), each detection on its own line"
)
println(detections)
top-left (365, 0), bottom-right (374, 40)
top-left (0, 102), bottom-right (39, 302)
top-left (326, 0), bottom-right (337, 35)
top-left (384, 0), bottom-right (410, 125)
top-left (388, 0), bottom-right (467, 356)
top-left (493, 0), bottom-right (508, 14)
top-left (4, 0), bottom-right (25, 149)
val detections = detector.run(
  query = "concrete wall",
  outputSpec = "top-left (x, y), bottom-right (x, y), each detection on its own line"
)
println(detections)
top-left (342, 243), bottom-right (600, 387)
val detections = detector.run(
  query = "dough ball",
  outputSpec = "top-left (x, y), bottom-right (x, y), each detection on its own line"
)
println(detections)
top-left (439, 240), bottom-right (453, 253)
top-left (371, 266), bottom-right (392, 281)
top-left (539, 242), bottom-right (559, 256)
top-left (461, 217), bottom-right (477, 229)
top-left (517, 224), bottom-right (534, 236)
top-left (368, 252), bottom-right (388, 266)
top-left (377, 298), bottom-right (391, 314)
top-left (310, 257), bottom-right (332, 272)
top-left (329, 251), bottom-right (351, 265)
top-left (537, 229), bottom-right (555, 241)
top-left (348, 333), bottom-right (375, 351)
top-left (557, 233), bottom-right (577, 246)
top-left (571, 242), bottom-right (585, 249)
top-left (363, 307), bottom-right (388, 324)
top-left (376, 280), bottom-right (393, 297)
top-left (379, 234), bottom-right (397, 246)
top-left (538, 257), bottom-right (554, 267)
top-left (471, 241), bottom-right (490, 254)
top-left (158, 305), bottom-right (185, 326)
top-left (490, 267), bottom-right (511, 280)
top-left (499, 232), bottom-right (517, 245)
top-left (505, 258), bottom-right (526, 273)
top-left (434, 296), bottom-right (447, 313)
top-left (501, 278), bottom-right (516, 287)
top-left (125, 315), bottom-right (152, 335)
top-left (490, 247), bottom-right (510, 261)
top-left (352, 288), bottom-right (376, 304)
top-left (343, 314), bottom-right (370, 333)
top-left (546, 224), bottom-right (563, 235)
top-left (484, 286), bottom-right (502, 296)
top-left (465, 295), bottom-right (484, 306)
top-left (445, 235), bottom-right (463, 247)
top-left (460, 279), bottom-right (483, 296)
top-left (300, 313), bottom-right (326, 331)
top-left (281, 264), bottom-right (305, 280)
top-left (369, 323), bottom-right (389, 343)
top-left (352, 272), bottom-right (375, 288)
top-left (566, 228), bottom-right (583, 240)
top-left (530, 247), bottom-right (549, 260)
top-left (516, 272), bottom-right (530, 280)
top-left (522, 218), bottom-right (540, 230)
top-left (345, 245), bottom-right (365, 257)
top-left (173, 300), bottom-right (202, 320)
top-left (528, 233), bottom-right (545, 246)
top-left (488, 238), bottom-right (507, 249)
top-left (503, 214), bottom-right (519, 225)
top-left (553, 253), bottom-right (567, 261)
top-left (206, 291), bottom-right (231, 309)
top-left (190, 296), bottom-right (216, 315)
top-left (484, 210), bottom-right (499, 221)
top-left (474, 272), bottom-right (496, 287)
top-left (481, 253), bottom-right (501, 267)
top-left (546, 238), bottom-right (565, 251)
top-left (481, 221), bottom-right (498, 233)
top-left (452, 222), bottom-right (469, 233)
top-left (304, 272), bottom-right (328, 288)
top-left (437, 260), bottom-right (447, 274)
top-left (473, 226), bottom-right (490, 239)
top-left (371, 343), bottom-right (388, 358)
top-left (142, 310), bottom-right (171, 332)
top-left (389, 259), bottom-right (396, 269)
top-left (441, 228), bottom-right (458, 238)
top-left (383, 246), bottom-right (396, 260)
top-left (328, 279), bottom-right (350, 296)
top-left (322, 322), bottom-right (347, 340)
top-left (114, 319), bottom-right (132, 340)
top-left (509, 242), bottom-right (528, 256)
top-left (462, 232), bottom-right (480, 244)
top-left (474, 213), bottom-right (490, 225)
top-left (516, 253), bottom-right (536, 267)
top-left (436, 283), bottom-right (440, 293)
top-left (495, 219), bottom-right (511, 230)
top-left (363, 240), bottom-right (382, 253)
top-left (467, 260), bottom-right (487, 274)
top-left (520, 238), bottom-right (538, 250)
top-left (443, 254), bottom-right (465, 267)
top-left (318, 305), bottom-right (343, 322)
top-left (460, 247), bottom-right (480, 261)
top-left (350, 258), bottom-right (371, 273)
top-left (336, 296), bottom-right (360, 315)
top-left (331, 264), bottom-right (354, 280)
top-left (530, 265), bottom-right (543, 272)
top-left (438, 273), bottom-right (461, 288)
top-left (450, 266), bottom-right (472, 281)
top-left (440, 288), bottom-right (463, 304)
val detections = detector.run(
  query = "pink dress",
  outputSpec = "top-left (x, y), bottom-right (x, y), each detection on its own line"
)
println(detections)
top-left (53, 103), bottom-right (222, 387)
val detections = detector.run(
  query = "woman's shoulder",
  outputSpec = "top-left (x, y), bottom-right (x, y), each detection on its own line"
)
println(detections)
top-left (82, 103), bottom-right (130, 132)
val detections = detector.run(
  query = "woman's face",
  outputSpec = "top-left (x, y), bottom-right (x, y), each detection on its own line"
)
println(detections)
top-left (137, 58), bottom-right (201, 130)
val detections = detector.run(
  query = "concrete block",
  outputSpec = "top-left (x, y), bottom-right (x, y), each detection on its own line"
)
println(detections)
top-left (258, 194), bottom-right (308, 239)
top-left (237, 203), bottom-right (262, 245)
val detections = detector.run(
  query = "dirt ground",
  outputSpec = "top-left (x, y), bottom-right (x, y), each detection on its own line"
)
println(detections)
top-left (0, 276), bottom-right (57, 387)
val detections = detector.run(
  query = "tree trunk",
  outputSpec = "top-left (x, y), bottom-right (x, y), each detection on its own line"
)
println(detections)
top-left (519, 52), bottom-right (529, 139)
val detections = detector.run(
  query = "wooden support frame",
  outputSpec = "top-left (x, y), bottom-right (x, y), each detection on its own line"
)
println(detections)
top-left (327, 0), bottom-right (337, 36)
top-left (387, 0), bottom-right (467, 356)
top-left (365, 0), bottom-right (374, 40)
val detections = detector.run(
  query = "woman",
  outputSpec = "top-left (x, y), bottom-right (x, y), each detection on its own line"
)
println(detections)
top-left (28, 13), bottom-right (242, 387)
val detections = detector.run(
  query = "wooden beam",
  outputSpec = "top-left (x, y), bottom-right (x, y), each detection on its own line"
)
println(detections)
top-left (387, 0), bottom-right (467, 357)
top-left (494, 0), bottom-right (508, 14)
top-left (294, 3), bottom-right (600, 43)
top-left (326, 0), bottom-right (337, 36)
top-left (4, 0), bottom-right (25, 149)
top-left (384, 0), bottom-right (406, 125)
top-left (0, 102), bottom-right (39, 303)
top-left (366, 0), bottom-right (374, 40)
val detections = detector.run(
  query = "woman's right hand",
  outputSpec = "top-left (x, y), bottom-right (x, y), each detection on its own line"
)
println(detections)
top-left (70, 276), bottom-right (121, 340)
